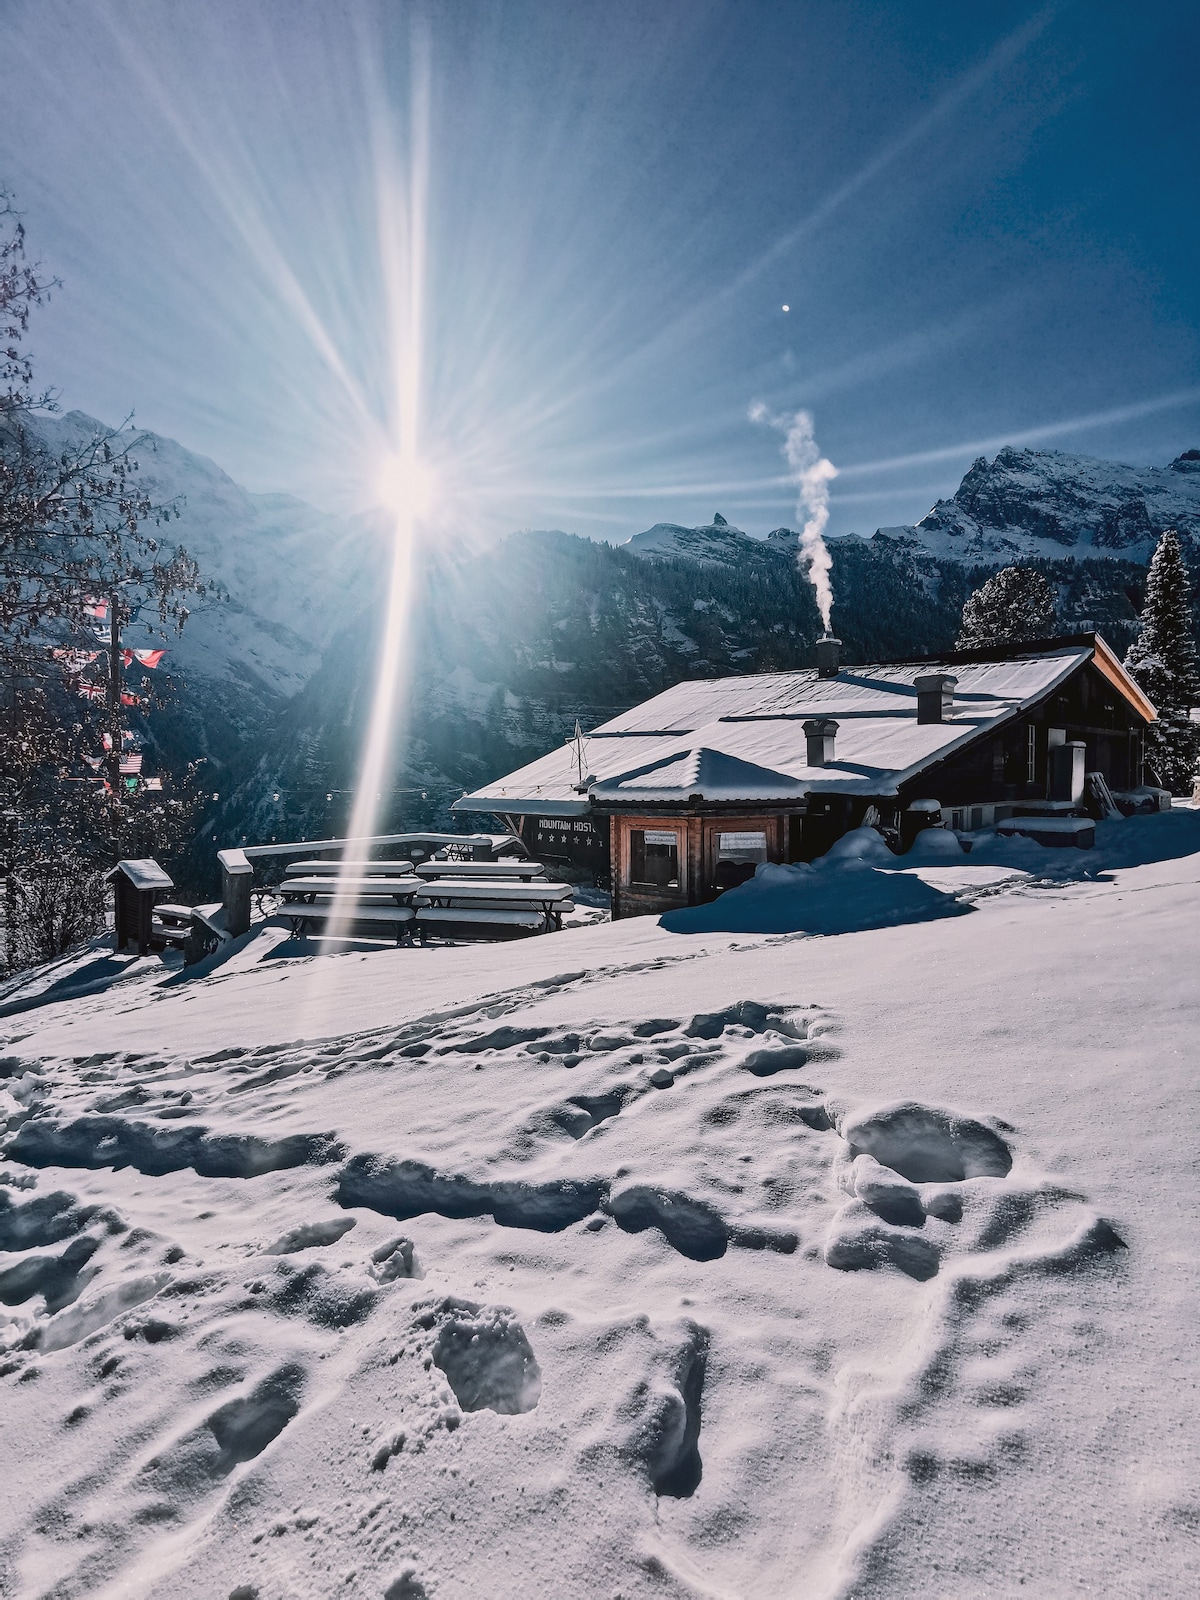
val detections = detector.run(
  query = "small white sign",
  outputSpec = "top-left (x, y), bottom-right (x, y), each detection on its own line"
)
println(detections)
top-left (718, 832), bottom-right (767, 851)
top-left (643, 830), bottom-right (678, 846)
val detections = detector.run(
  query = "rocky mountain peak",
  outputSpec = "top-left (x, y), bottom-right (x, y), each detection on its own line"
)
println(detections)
top-left (908, 444), bottom-right (1200, 564)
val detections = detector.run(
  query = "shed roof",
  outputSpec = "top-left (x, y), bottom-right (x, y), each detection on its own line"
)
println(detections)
top-left (105, 858), bottom-right (174, 890)
top-left (453, 639), bottom-right (1151, 815)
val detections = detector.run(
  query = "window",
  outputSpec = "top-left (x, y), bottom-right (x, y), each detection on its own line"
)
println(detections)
top-left (1027, 724), bottom-right (1037, 783)
top-left (714, 830), bottom-right (767, 891)
top-left (630, 828), bottom-right (680, 889)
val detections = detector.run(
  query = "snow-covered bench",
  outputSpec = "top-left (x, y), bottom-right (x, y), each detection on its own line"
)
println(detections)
top-left (150, 903), bottom-right (194, 949)
top-left (283, 859), bottom-right (423, 877)
top-left (413, 860), bottom-right (547, 882)
top-left (278, 900), bottom-right (418, 943)
top-left (415, 905), bottom-right (546, 935)
top-left (414, 877), bottom-right (575, 938)
top-left (996, 815), bottom-right (1096, 848)
top-left (279, 875), bottom-right (422, 903)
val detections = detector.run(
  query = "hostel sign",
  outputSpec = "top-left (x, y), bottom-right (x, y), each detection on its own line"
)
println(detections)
top-left (524, 814), bottom-right (610, 878)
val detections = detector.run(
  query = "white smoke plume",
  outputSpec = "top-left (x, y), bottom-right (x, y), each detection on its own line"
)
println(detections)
top-left (750, 404), bottom-right (838, 633)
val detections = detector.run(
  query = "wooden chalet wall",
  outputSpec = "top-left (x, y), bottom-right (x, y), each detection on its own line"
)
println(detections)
top-left (898, 658), bottom-right (1147, 810)
top-left (609, 813), bottom-right (791, 920)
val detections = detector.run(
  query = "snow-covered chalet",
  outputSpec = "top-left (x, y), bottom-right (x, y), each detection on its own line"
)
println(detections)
top-left (453, 634), bottom-right (1157, 920)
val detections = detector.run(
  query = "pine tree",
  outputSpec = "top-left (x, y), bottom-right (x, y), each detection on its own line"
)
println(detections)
top-left (1124, 530), bottom-right (1200, 793)
top-left (956, 566), bottom-right (1056, 649)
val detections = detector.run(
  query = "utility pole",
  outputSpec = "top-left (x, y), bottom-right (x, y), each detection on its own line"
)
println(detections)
top-left (107, 589), bottom-right (123, 861)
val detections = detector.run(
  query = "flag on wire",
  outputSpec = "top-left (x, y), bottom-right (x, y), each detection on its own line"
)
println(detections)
top-left (83, 597), bottom-right (108, 620)
top-left (143, 776), bottom-right (163, 792)
top-left (122, 648), bottom-right (166, 669)
top-left (119, 753), bottom-right (143, 776)
top-left (76, 680), bottom-right (107, 701)
top-left (52, 648), bottom-right (100, 672)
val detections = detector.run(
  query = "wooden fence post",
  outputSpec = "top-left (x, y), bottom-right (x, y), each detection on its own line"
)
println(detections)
top-left (218, 848), bottom-right (253, 937)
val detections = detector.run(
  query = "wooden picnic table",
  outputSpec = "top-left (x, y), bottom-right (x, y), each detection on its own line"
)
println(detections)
top-left (279, 875), bottom-right (422, 903)
top-left (414, 878), bottom-right (573, 905)
top-left (280, 900), bottom-right (416, 943)
top-left (284, 859), bottom-right (424, 877)
top-left (415, 877), bottom-right (575, 934)
top-left (413, 860), bottom-right (546, 881)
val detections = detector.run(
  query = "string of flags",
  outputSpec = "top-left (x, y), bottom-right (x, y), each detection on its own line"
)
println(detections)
top-left (74, 681), bottom-right (145, 707)
top-left (53, 607), bottom-right (171, 797)
top-left (52, 645), bottom-right (163, 670)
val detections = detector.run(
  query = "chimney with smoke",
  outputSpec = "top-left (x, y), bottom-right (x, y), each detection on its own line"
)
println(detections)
top-left (749, 404), bottom-right (839, 633)
top-left (803, 717), bottom-right (839, 766)
top-left (815, 636), bottom-right (842, 678)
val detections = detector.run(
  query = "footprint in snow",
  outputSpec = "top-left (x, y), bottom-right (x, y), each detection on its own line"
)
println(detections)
top-left (413, 1295), bottom-right (542, 1415)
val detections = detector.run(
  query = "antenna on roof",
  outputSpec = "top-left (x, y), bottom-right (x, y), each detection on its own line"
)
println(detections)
top-left (568, 718), bottom-right (593, 792)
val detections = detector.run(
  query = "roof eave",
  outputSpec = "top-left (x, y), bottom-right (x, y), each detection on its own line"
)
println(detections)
top-left (451, 794), bottom-right (592, 818)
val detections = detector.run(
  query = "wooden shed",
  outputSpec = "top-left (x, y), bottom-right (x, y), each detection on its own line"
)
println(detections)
top-left (106, 858), bottom-right (175, 955)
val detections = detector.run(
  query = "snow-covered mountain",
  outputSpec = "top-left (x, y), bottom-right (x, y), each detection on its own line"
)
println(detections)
top-left (621, 447), bottom-right (1200, 570)
top-left (890, 445), bottom-right (1200, 565)
top-left (621, 512), bottom-right (761, 564)
top-left (28, 411), bottom-right (374, 696)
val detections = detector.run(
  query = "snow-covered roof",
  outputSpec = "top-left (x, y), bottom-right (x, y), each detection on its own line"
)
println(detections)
top-left (105, 858), bottom-right (174, 890)
top-left (453, 642), bottom-right (1145, 814)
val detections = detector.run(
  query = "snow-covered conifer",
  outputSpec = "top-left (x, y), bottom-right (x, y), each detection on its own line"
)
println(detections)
top-left (1124, 530), bottom-right (1200, 792)
top-left (956, 566), bottom-right (1056, 649)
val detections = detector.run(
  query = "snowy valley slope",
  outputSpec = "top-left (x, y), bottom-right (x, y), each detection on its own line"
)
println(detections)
top-left (28, 411), bottom-right (373, 698)
top-left (0, 814), bottom-right (1198, 1597)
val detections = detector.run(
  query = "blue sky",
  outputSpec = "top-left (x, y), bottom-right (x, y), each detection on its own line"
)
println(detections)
top-left (2, 0), bottom-right (1198, 545)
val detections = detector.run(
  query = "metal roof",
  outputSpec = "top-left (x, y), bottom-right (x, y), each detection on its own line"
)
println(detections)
top-left (453, 642), bottom-right (1148, 814)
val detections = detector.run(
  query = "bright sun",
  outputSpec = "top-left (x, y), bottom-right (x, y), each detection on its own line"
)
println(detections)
top-left (375, 451), bottom-right (437, 521)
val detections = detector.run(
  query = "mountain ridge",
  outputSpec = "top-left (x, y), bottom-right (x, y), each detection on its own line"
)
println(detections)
top-left (618, 444), bottom-right (1200, 570)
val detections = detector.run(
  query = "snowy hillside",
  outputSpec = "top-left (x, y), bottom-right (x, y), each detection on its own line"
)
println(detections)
top-left (29, 412), bottom-right (373, 697)
top-left (895, 444), bottom-right (1200, 565)
top-left (1, 813), bottom-right (1198, 1596)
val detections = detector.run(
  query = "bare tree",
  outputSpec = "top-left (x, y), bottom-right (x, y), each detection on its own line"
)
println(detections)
top-left (1, 190), bottom-right (213, 970)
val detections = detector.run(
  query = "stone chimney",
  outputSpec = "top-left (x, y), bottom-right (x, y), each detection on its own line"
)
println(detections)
top-left (815, 636), bottom-right (842, 678)
top-left (915, 672), bottom-right (957, 724)
top-left (803, 717), bottom-right (839, 766)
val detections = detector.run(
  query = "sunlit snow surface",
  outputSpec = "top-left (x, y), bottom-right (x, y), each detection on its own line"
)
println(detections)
top-left (2, 817), bottom-right (1199, 1597)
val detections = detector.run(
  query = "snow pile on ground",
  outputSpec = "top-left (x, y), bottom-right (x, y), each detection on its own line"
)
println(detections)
top-left (662, 828), bottom-right (972, 936)
top-left (1, 816), bottom-right (1199, 1597)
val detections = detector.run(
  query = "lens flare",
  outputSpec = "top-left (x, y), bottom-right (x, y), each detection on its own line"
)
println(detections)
top-left (376, 451), bottom-right (437, 521)
top-left (316, 30), bottom-right (432, 954)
